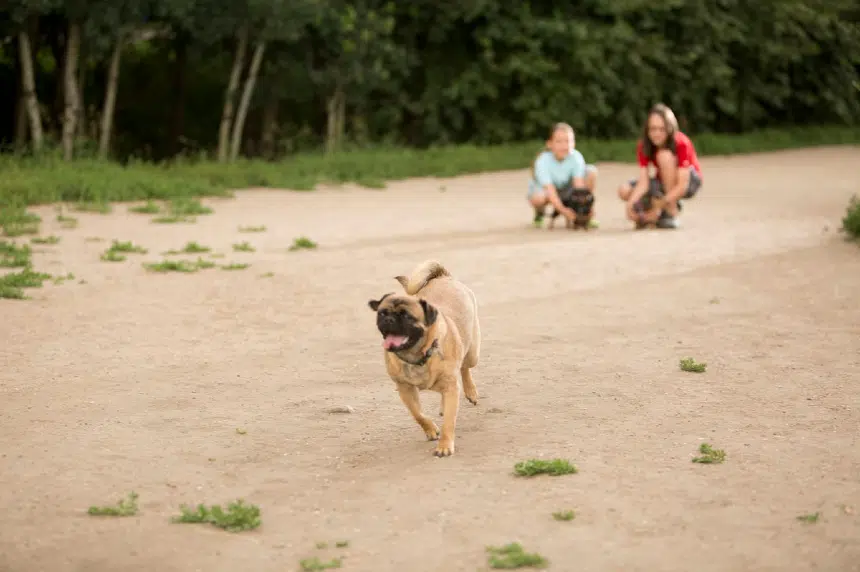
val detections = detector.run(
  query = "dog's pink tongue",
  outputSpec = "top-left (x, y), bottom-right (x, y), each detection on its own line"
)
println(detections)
top-left (383, 335), bottom-right (408, 350)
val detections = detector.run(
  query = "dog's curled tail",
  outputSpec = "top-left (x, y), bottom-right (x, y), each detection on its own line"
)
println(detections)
top-left (395, 260), bottom-right (451, 295)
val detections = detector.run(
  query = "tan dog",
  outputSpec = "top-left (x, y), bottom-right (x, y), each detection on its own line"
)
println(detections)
top-left (367, 260), bottom-right (481, 457)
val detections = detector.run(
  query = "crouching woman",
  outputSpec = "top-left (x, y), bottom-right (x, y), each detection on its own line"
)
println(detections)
top-left (617, 103), bottom-right (703, 229)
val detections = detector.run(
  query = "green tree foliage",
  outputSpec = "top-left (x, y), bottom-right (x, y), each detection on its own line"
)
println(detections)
top-left (0, 0), bottom-right (857, 159)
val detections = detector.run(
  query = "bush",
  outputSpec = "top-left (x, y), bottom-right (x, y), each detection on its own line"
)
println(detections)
top-left (842, 195), bottom-right (860, 241)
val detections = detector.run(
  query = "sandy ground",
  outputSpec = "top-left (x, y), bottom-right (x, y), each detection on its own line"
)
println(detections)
top-left (1, 146), bottom-right (859, 572)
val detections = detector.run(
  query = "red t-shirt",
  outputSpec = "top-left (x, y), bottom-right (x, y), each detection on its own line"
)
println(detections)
top-left (636, 131), bottom-right (703, 180)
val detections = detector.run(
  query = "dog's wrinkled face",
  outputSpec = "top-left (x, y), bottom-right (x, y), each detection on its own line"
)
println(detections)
top-left (367, 293), bottom-right (438, 352)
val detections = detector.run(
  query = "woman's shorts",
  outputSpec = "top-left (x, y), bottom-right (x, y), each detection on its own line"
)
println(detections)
top-left (627, 165), bottom-right (702, 200)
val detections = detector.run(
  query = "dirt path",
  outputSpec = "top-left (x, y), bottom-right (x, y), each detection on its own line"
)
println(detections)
top-left (1, 146), bottom-right (859, 572)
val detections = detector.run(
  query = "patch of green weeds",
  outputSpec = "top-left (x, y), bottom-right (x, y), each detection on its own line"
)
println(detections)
top-left (31, 235), bottom-right (61, 245)
top-left (513, 459), bottom-right (577, 477)
top-left (486, 543), bottom-right (548, 569)
top-left (315, 541), bottom-right (328, 549)
top-left (129, 200), bottom-right (162, 214)
top-left (87, 491), bottom-right (139, 516)
top-left (222, 263), bottom-right (250, 271)
top-left (143, 257), bottom-right (214, 273)
top-left (101, 240), bottom-right (147, 262)
top-left (153, 197), bottom-right (213, 224)
top-left (259, 271), bottom-right (274, 278)
top-left (300, 557), bottom-right (343, 571)
top-left (163, 241), bottom-right (210, 255)
top-left (53, 272), bottom-right (75, 284)
top-left (680, 357), bottom-right (707, 373)
top-left (74, 201), bottom-right (112, 214)
top-left (171, 499), bottom-right (261, 532)
top-left (0, 240), bottom-right (32, 268)
top-left (289, 236), bottom-right (318, 251)
top-left (552, 510), bottom-right (576, 521)
top-left (796, 512), bottom-right (820, 524)
top-left (57, 214), bottom-right (78, 229)
top-left (239, 225), bottom-right (266, 232)
top-left (0, 208), bottom-right (40, 237)
top-left (692, 443), bottom-right (726, 464)
top-left (232, 241), bottom-right (255, 252)
top-left (0, 267), bottom-right (51, 299)
top-left (335, 540), bottom-right (349, 548)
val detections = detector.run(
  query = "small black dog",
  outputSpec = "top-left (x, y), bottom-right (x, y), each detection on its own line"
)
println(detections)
top-left (548, 183), bottom-right (595, 230)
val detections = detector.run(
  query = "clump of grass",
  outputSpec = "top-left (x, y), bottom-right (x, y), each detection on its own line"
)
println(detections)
top-left (513, 459), bottom-right (577, 477)
top-left (101, 240), bottom-right (147, 262)
top-left (0, 267), bottom-right (52, 299)
top-left (692, 443), bottom-right (726, 464)
top-left (153, 197), bottom-right (213, 224)
top-left (101, 250), bottom-right (126, 262)
top-left (171, 499), bottom-right (261, 532)
top-left (74, 201), bottom-right (112, 214)
top-left (680, 357), bottom-right (707, 373)
top-left (232, 241), bottom-right (255, 252)
top-left (486, 543), bottom-right (548, 569)
top-left (163, 241), bottom-right (210, 255)
top-left (796, 512), bottom-right (820, 524)
top-left (222, 263), bottom-right (250, 271)
top-left (315, 541), bottom-right (328, 549)
top-left (841, 194), bottom-right (860, 240)
top-left (335, 540), bottom-right (349, 548)
top-left (0, 240), bottom-right (32, 268)
top-left (238, 225), bottom-right (266, 233)
top-left (259, 271), bottom-right (274, 278)
top-left (87, 491), bottom-right (139, 517)
top-left (0, 208), bottom-right (41, 237)
top-left (289, 236), bottom-right (318, 251)
top-left (299, 557), bottom-right (343, 571)
top-left (129, 200), bottom-right (162, 214)
top-left (53, 272), bottom-right (75, 284)
top-left (552, 510), bottom-right (576, 521)
top-left (143, 257), bottom-right (214, 273)
top-left (57, 214), bottom-right (78, 229)
top-left (31, 235), bottom-right (61, 245)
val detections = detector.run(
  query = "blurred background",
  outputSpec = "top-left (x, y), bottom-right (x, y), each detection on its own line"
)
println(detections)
top-left (1, 0), bottom-right (858, 164)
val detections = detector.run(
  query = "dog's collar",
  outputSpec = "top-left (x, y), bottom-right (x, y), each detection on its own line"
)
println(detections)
top-left (397, 339), bottom-right (439, 367)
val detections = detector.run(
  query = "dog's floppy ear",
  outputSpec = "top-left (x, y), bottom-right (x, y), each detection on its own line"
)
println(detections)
top-left (368, 292), bottom-right (392, 311)
top-left (394, 275), bottom-right (408, 290)
top-left (419, 299), bottom-right (437, 326)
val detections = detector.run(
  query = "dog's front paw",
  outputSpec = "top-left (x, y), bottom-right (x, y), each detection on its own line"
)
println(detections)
top-left (433, 439), bottom-right (455, 457)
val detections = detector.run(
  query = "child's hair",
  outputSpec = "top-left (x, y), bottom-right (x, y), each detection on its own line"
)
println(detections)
top-left (641, 103), bottom-right (679, 159)
top-left (531, 122), bottom-right (575, 177)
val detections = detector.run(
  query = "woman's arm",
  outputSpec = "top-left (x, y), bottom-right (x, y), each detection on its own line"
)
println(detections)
top-left (627, 166), bottom-right (650, 204)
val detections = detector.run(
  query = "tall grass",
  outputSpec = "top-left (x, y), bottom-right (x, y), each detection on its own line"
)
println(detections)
top-left (1, 125), bottom-right (858, 208)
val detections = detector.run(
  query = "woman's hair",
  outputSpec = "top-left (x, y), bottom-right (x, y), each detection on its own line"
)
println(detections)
top-left (640, 103), bottom-right (678, 159)
top-left (532, 122), bottom-right (575, 177)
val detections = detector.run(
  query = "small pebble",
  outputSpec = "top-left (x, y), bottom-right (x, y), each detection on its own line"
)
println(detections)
top-left (327, 405), bottom-right (355, 414)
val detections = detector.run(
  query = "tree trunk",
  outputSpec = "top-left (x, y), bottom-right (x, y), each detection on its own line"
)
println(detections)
top-left (260, 94), bottom-right (279, 159)
top-left (98, 33), bottom-right (124, 159)
top-left (168, 33), bottom-right (189, 158)
top-left (61, 20), bottom-right (82, 160)
top-left (325, 85), bottom-right (345, 154)
top-left (76, 37), bottom-right (87, 142)
top-left (217, 25), bottom-right (249, 162)
top-left (229, 40), bottom-right (266, 162)
top-left (18, 29), bottom-right (44, 152)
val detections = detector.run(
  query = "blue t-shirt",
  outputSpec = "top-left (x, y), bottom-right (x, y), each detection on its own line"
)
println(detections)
top-left (529, 150), bottom-right (586, 194)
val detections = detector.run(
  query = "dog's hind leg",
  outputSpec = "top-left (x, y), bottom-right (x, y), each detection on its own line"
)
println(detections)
top-left (397, 384), bottom-right (440, 441)
top-left (461, 365), bottom-right (478, 405)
